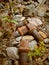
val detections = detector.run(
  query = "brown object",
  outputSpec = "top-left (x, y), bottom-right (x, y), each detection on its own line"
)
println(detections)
top-left (19, 40), bottom-right (30, 65)
top-left (39, 31), bottom-right (47, 39)
top-left (31, 30), bottom-right (43, 41)
top-left (26, 23), bottom-right (36, 31)
top-left (19, 40), bottom-right (30, 52)
top-left (19, 53), bottom-right (28, 65)
top-left (0, 0), bottom-right (4, 2)
top-left (18, 26), bottom-right (28, 35)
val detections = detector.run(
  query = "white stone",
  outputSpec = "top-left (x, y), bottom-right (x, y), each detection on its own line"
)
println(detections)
top-left (22, 35), bottom-right (34, 41)
top-left (6, 47), bottom-right (19, 60)
top-left (27, 18), bottom-right (42, 26)
top-left (16, 36), bottom-right (22, 42)
top-left (13, 15), bottom-right (25, 21)
top-left (44, 38), bottom-right (49, 44)
top-left (29, 40), bottom-right (37, 51)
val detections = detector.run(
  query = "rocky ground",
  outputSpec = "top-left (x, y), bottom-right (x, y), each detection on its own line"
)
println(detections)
top-left (0, 0), bottom-right (49, 65)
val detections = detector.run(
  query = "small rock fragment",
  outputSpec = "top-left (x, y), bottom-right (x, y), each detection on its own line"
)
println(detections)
top-left (29, 40), bottom-right (37, 51)
top-left (22, 35), bottom-right (34, 41)
top-left (16, 36), bottom-right (22, 42)
top-left (13, 15), bottom-right (25, 22)
top-left (31, 29), bottom-right (43, 41)
top-left (44, 38), bottom-right (49, 44)
top-left (13, 31), bottom-right (20, 37)
top-left (6, 47), bottom-right (19, 60)
top-left (39, 31), bottom-right (47, 39)
top-left (27, 18), bottom-right (43, 26)
top-left (11, 41), bottom-right (19, 46)
top-left (26, 23), bottom-right (36, 31)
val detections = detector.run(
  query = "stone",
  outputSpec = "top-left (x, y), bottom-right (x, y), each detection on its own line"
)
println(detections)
top-left (13, 31), bottom-right (20, 37)
top-left (27, 18), bottom-right (42, 26)
top-left (11, 41), bottom-right (19, 46)
top-left (16, 36), bottom-right (22, 42)
top-left (38, 31), bottom-right (47, 39)
top-left (27, 18), bottom-right (37, 26)
top-left (22, 35), bottom-right (34, 41)
top-left (17, 21), bottom-right (24, 27)
top-left (44, 38), bottom-right (49, 44)
top-left (31, 30), bottom-right (43, 41)
top-left (6, 47), bottom-right (19, 60)
top-left (29, 40), bottom-right (37, 51)
top-left (26, 23), bottom-right (36, 31)
top-left (13, 15), bottom-right (25, 22)
top-left (18, 26), bottom-right (28, 35)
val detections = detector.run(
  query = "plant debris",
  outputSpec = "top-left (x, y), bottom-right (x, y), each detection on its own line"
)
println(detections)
top-left (0, 0), bottom-right (49, 65)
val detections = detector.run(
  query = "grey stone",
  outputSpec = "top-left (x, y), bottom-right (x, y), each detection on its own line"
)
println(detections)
top-left (16, 36), bottom-right (22, 42)
top-left (31, 30), bottom-right (43, 41)
top-left (11, 41), bottom-right (19, 46)
top-left (6, 47), bottom-right (19, 60)
top-left (27, 18), bottom-right (42, 26)
top-left (44, 38), bottom-right (49, 44)
top-left (13, 15), bottom-right (25, 22)
top-left (29, 40), bottom-right (37, 51)
top-left (13, 31), bottom-right (20, 37)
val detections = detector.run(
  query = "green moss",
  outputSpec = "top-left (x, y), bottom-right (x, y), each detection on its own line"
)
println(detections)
top-left (1, 16), bottom-right (18, 24)
top-left (28, 41), bottom-right (46, 57)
